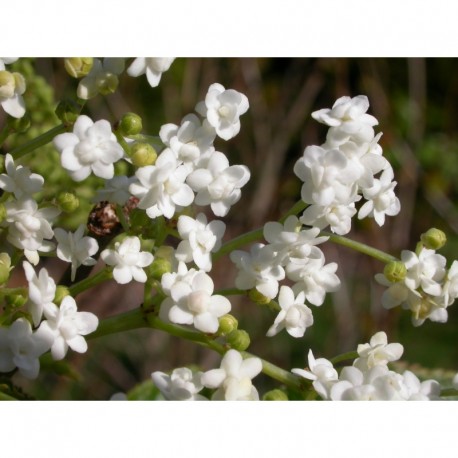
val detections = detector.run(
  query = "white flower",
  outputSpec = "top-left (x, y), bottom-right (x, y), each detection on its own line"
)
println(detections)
top-left (37, 296), bottom-right (98, 360)
top-left (93, 175), bottom-right (135, 205)
top-left (159, 113), bottom-right (216, 166)
top-left (0, 318), bottom-right (52, 379)
top-left (54, 225), bottom-right (99, 281)
top-left (152, 367), bottom-right (207, 401)
top-left (101, 236), bottom-right (154, 284)
top-left (0, 153), bottom-right (44, 198)
top-left (161, 261), bottom-right (198, 296)
top-left (300, 202), bottom-right (358, 235)
top-left (230, 243), bottom-right (285, 299)
top-left (286, 249), bottom-right (340, 306)
top-left (77, 58), bottom-right (125, 99)
top-left (160, 271), bottom-right (231, 333)
top-left (263, 215), bottom-right (328, 264)
top-left (358, 166), bottom-right (401, 226)
top-left (129, 148), bottom-right (194, 219)
top-left (187, 151), bottom-right (250, 217)
top-left (441, 261), bottom-right (458, 306)
top-left (176, 213), bottom-right (226, 272)
top-left (0, 69), bottom-right (26, 118)
top-left (23, 261), bottom-right (56, 326)
top-left (53, 115), bottom-right (124, 181)
top-left (353, 331), bottom-right (404, 371)
top-left (196, 83), bottom-right (249, 141)
top-left (266, 286), bottom-right (313, 338)
top-left (201, 349), bottom-right (262, 401)
top-left (292, 349), bottom-right (338, 399)
top-left (127, 58), bottom-right (175, 87)
top-left (4, 198), bottom-right (60, 265)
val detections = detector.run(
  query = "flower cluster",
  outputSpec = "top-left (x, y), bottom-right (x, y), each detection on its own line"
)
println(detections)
top-left (295, 95), bottom-right (400, 235)
top-left (376, 246), bottom-right (458, 326)
top-left (152, 349), bottom-right (262, 401)
top-left (293, 332), bottom-right (441, 400)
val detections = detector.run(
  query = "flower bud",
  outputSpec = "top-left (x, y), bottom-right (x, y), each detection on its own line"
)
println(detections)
top-left (226, 329), bottom-right (250, 351)
top-left (131, 143), bottom-right (157, 167)
top-left (96, 73), bottom-right (118, 95)
top-left (54, 286), bottom-right (70, 305)
top-left (5, 293), bottom-right (27, 308)
top-left (0, 71), bottom-right (16, 98)
top-left (383, 261), bottom-right (407, 283)
top-left (147, 257), bottom-right (172, 280)
top-left (218, 314), bottom-right (238, 335)
top-left (262, 389), bottom-right (288, 401)
top-left (420, 228), bottom-right (447, 250)
top-left (55, 99), bottom-right (82, 126)
top-left (64, 58), bottom-right (94, 78)
top-left (0, 253), bottom-right (11, 285)
top-left (57, 192), bottom-right (80, 213)
top-left (119, 112), bottom-right (142, 136)
top-left (248, 288), bottom-right (271, 305)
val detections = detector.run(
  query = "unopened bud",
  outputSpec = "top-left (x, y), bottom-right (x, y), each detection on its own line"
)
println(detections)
top-left (96, 73), bottom-right (118, 95)
top-left (147, 257), bottom-right (172, 280)
top-left (6, 112), bottom-right (30, 133)
top-left (218, 314), bottom-right (238, 335)
top-left (131, 143), bottom-right (157, 167)
top-left (0, 71), bottom-right (15, 98)
top-left (0, 253), bottom-right (11, 285)
top-left (57, 192), bottom-right (80, 213)
top-left (54, 286), bottom-right (70, 305)
top-left (226, 329), bottom-right (250, 351)
top-left (420, 228), bottom-right (447, 250)
top-left (383, 261), bottom-right (407, 283)
top-left (55, 99), bottom-right (81, 126)
top-left (248, 288), bottom-right (271, 305)
top-left (64, 58), bottom-right (94, 78)
top-left (263, 389), bottom-right (288, 401)
top-left (5, 293), bottom-right (27, 308)
top-left (119, 113), bottom-right (143, 136)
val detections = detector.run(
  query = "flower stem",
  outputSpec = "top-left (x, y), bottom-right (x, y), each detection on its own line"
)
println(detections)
top-left (322, 232), bottom-right (398, 264)
top-left (279, 200), bottom-right (308, 223)
top-left (9, 124), bottom-right (67, 160)
top-left (330, 350), bottom-right (359, 365)
top-left (439, 388), bottom-right (458, 397)
top-left (68, 267), bottom-right (112, 297)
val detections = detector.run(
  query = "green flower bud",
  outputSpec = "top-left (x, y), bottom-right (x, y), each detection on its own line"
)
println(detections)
top-left (57, 192), bottom-right (80, 213)
top-left (55, 99), bottom-right (82, 126)
top-left (248, 288), bottom-right (271, 305)
top-left (119, 112), bottom-right (143, 136)
top-left (0, 253), bottom-right (11, 285)
top-left (420, 228), bottom-right (447, 250)
top-left (54, 286), bottom-right (70, 305)
top-left (6, 112), bottom-right (31, 133)
top-left (218, 314), bottom-right (239, 335)
top-left (0, 71), bottom-right (15, 98)
top-left (96, 73), bottom-right (118, 95)
top-left (383, 261), bottom-right (407, 283)
top-left (64, 58), bottom-right (94, 78)
top-left (226, 329), bottom-right (250, 351)
top-left (0, 204), bottom-right (6, 223)
top-left (147, 257), bottom-right (172, 280)
top-left (131, 143), bottom-right (157, 167)
top-left (5, 293), bottom-right (27, 308)
top-left (262, 389), bottom-right (288, 401)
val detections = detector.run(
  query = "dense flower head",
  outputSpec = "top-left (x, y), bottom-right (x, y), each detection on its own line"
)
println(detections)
top-left (53, 115), bottom-right (124, 181)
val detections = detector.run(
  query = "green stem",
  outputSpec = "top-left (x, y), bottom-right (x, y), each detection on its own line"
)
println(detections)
top-left (330, 350), bottom-right (359, 365)
top-left (0, 391), bottom-right (16, 401)
top-left (89, 308), bottom-right (149, 339)
top-left (9, 124), bottom-right (66, 160)
top-left (440, 388), bottom-right (458, 397)
top-left (68, 268), bottom-right (112, 297)
top-left (323, 232), bottom-right (398, 264)
top-left (279, 200), bottom-right (308, 223)
top-left (215, 288), bottom-right (246, 296)
top-left (213, 227), bottom-right (263, 261)
top-left (114, 130), bottom-right (132, 156)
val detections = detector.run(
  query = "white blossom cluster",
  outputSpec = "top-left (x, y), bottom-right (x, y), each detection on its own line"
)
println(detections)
top-left (295, 95), bottom-right (400, 235)
top-left (0, 262), bottom-right (98, 379)
top-left (151, 349), bottom-right (262, 401)
top-left (376, 247), bottom-right (458, 326)
top-left (292, 331), bottom-right (441, 400)
top-left (230, 215), bottom-right (340, 338)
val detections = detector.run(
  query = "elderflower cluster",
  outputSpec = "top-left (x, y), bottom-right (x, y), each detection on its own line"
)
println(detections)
top-left (295, 95), bottom-right (400, 235)
top-left (292, 332), bottom-right (441, 400)
top-left (376, 247), bottom-right (458, 326)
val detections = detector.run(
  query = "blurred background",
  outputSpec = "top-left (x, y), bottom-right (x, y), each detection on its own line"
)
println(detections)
top-left (2, 58), bottom-right (458, 399)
